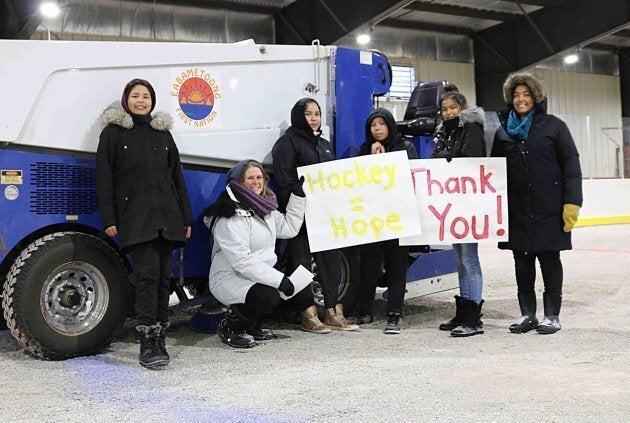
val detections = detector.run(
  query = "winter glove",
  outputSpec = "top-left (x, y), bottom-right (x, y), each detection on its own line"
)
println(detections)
top-left (278, 276), bottom-right (295, 297)
top-left (292, 176), bottom-right (306, 197)
top-left (562, 203), bottom-right (580, 232)
top-left (435, 149), bottom-right (453, 162)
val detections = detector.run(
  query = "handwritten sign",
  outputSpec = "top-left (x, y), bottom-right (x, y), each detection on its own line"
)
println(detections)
top-left (297, 151), bottom-right (422, 252)
top-left (400, 158), bottom-right (508, 245)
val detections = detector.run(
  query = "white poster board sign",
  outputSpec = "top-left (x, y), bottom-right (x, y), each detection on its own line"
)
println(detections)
top-left (297, 151), bottom-right (422, 252)
top-left (401, 157), bottom-right (509, 245)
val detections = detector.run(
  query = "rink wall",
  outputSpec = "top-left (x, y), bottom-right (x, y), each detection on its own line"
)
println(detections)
top-left (577, 179), bottom-right (630, 226)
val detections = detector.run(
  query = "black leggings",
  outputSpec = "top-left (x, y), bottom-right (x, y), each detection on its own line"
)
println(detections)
top-left (127, 237), bottom-right (173, 326)
top-left (287, 225), bottom-right (341, 309)
top-left (512, 250), bottom-right (563, 296)
top-left (237, 283), bottom-right (314, 321)
top-left (358, 240), bottom-right (408, 315)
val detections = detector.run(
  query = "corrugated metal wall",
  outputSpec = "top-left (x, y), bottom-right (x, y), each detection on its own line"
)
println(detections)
top-left (383, 59), bottom-right (622, 178)
top-left (527, 68), bottom-right (623, 178)
top-left (33, 1), bottom-right (623, 178)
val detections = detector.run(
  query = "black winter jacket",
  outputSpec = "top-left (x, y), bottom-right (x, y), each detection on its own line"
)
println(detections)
top-left (491, 101), bottom-right (583, 251)
top-left (432, 106), bottom-right (486, 159)
top-left (96, 108), bottom-right (193, 251)
top-left (272, 101), bottom-right (335, 212)
top-left (358, 108), bottom-right (418, 159)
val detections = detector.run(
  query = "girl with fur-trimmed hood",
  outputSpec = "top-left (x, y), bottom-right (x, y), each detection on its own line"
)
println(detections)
top-left (96, 78), bottom-right (192, 368)
top-left (491, 72), bottom-right (583, 335)
top-left (431, 84), bottom-right (486, 338)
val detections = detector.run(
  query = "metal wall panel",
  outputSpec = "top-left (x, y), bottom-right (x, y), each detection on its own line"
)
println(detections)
top-left (33, 0), bottom-right (274, 43)
top-left (532, 68), bottom-right (623, 178)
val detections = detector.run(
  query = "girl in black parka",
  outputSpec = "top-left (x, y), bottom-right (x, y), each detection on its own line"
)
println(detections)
top-left (432, 84), bottom-right (486, 338)
top-left (353, 108), bottom-right (417, 334)
top-left (491, 72), bottom-right (582, 335)
top-left (272, 98), bottom-right (358, 331)
top-left (96, 79), bottom-right (192, 368)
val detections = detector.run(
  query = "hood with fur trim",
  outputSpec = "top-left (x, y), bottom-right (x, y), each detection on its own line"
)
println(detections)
top-left (502, 72), bottom-right (546, 105)
top-left (100, 106), bottom-right (173, 131)
top-left (435, 105), bottom-right (485, 134)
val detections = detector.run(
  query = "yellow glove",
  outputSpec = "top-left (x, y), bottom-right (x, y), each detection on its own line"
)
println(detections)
top-left (562, 203), bottom-right (580, 232)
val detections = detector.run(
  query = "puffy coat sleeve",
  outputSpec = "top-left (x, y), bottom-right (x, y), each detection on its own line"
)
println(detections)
top-left (95, 125), bottom-right (118, 229)
top-left (167, 133), bottom-right (193, 225)
top-left (272, 135), bottom-right (297, 211)
top-left (212, 217), bottom-right (284, 288)
top-left (274, 194), bottom-right (305, 239)
top-left (358, 141), bottom-right (372, 156)
top-left (555, 119), bottom-right (583, 206)
top-left (404, 140), bottom-right (418, 159)
top-left (460, 123), bottom-right (487, 157)
top-left (490, 130), bottom-right (505, 158)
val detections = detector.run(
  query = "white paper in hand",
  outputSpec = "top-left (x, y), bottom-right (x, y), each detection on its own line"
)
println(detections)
top-left (279, 265), bottom-right (314, 300)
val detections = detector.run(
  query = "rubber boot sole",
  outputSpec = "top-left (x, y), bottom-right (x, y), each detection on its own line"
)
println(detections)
top-left (450, 328), bottom-right (484, 337)
top-left (536, 325), bottom-right (560, 334)
top-left (140, 358), bottom-right (169, 369)
top-left (509, 317), bottom-right (539, 334)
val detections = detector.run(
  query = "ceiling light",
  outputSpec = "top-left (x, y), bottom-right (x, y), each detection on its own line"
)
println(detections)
top-left (40, 2), bottom-right (60, 18)
top-left (356, 33), bottom-right (371, 45)
top-left (564, 54), bottom-right (578, 64)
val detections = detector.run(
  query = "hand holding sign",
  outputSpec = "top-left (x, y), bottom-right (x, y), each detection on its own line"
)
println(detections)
top-left (297, 151), bottom-right (422, 252)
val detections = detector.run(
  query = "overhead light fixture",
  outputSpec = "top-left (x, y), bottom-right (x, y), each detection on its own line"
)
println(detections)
top-left (40, 2), bottom-right (61, 18)
top-left (356, 33), bottom-right (371, 45)
top-left (564, 54), bottom-right (579, 64)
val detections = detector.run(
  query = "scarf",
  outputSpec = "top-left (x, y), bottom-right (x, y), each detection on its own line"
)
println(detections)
top-left (227, 180), bottom-right (278, 216)
top-left (507, 109), bottom-right (535, 140)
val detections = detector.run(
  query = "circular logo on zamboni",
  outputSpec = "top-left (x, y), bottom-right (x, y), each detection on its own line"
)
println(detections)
top-left (178, 77), bottom-right (214, 120)
top-left (172, 69), bottom-right (221, 127)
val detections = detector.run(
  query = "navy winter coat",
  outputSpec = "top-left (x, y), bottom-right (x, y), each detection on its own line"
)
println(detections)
top-left (491, 101), bottom-right (582, 251)
top-left (96, 108), bottom-right (193, 251)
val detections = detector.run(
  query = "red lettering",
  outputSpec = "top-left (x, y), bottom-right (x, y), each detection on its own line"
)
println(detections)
top-left (451, 217), bottom-right (469, 239)
top-left (479, 165), bottom-right (496, 193)
top-left (461, 176), bottom-right (477, 193)
top-left (428, 203), bottom-right (451, 241)
top-left (471, 215), bottom-right (489, 239)
top-left (445, 177), bottom-right (460, 194)
top-left (425, 169), bottom-right (443, 195)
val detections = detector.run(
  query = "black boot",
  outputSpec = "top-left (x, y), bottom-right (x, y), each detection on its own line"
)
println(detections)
top-left (451, 299), bottom-right (484, 337)
top-left (509, 291), bottom-right (538, 334)
top-left (217, 306), bottom-right (257, 348)
top-left (537, 292), bottom-right (562, 334)
top-left (439, 295), bottom-right (464, 331)
top-left (246, 321), bottom-right (275, 341)
top-left (156, 322), bottom-right (171, 364)
top-left (136, 324), bottom-right (169, 369)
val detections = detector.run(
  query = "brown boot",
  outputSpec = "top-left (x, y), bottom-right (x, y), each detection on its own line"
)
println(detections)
top-left (300, 306), bottom-right (331, 334)
top-left (324, 304), bottom-right (359, 331)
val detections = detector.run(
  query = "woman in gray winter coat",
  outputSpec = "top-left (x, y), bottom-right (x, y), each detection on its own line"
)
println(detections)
top-left (203, 160), bottom-right (330, 349)
top-left (96, 78), bottom-right (193, 368)
top-left (491, 72), bottom-right (582, 335)
top-left (432, 84), bottom-right (487, 338)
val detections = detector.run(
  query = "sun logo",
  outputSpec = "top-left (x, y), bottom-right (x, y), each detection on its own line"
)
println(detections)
top-left (172, 69), bottom-right (221, 127)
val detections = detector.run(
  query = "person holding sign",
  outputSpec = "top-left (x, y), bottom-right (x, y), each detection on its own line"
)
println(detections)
top-left (492, 72), bottom-right (582, 335)
top-left (272, 98), bottom-right (358, 331)
top-left (432, 84), bottom-right (487, 337)
top-left (203, 160), bottom-right (330, 349)
top-left (352, 108), bottom-right (418, 334)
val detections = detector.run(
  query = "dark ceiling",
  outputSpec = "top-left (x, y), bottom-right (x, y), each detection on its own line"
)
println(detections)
top-left (3, 0), bottom-right (630, 109)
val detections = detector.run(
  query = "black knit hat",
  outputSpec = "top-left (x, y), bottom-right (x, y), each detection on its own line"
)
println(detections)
top-left (121, 78), bottom-right (156, 114)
